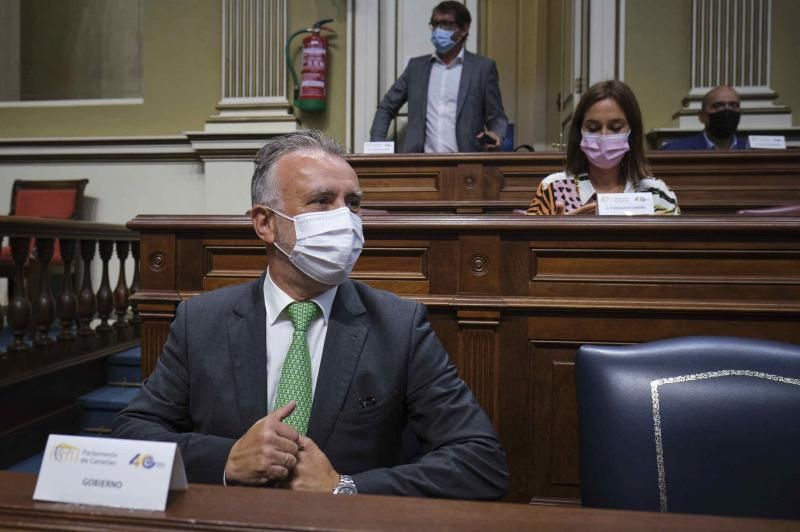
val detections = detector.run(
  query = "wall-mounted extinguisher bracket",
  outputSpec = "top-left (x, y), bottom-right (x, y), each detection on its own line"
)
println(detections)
top-left (286, 19), bottom-right (334, 113)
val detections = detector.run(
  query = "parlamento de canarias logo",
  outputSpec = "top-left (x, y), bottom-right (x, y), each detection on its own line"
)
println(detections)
top-left (53, 443), bottom-right (80, 463)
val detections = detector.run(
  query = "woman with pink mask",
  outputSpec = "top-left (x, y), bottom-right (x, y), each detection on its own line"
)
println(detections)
top-left (527, 80), bottom-right (680, 215)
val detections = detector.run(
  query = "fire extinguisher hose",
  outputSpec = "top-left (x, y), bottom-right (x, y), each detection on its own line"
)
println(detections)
top-left (285, 28), bottom-right (311, 104)
top-left (285, 19), bottom-right (334, 110)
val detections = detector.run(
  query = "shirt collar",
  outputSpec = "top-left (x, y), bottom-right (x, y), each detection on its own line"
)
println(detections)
top-left (431, 46), bottom-right (465, 66)
top-left (703, 131), bottom-right (738, 149)
top-left (263, 268), bottom-right (338, 326)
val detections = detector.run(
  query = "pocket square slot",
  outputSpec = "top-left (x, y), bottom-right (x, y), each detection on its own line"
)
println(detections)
top-left (358, 396), bottom-right (377, 408)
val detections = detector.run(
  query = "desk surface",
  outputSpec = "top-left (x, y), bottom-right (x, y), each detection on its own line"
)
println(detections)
top-left (0, 472), bottom-right (795, 531)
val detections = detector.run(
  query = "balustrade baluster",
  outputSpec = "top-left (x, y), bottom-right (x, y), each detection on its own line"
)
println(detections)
top-left (95, 240), bottom-right (114, 333)
top-left (7, 237), bottom-right (32, 353)
top-left (57, 239), bottom-right (78, 341)
top-left (33, 238), bottom-right (56, 346)
top-left (78, 239), bottom-right (97, 336)
top-left (130, 240), bottom-right (140, 324)
top-left (113, 241), bottom-right (130, 329)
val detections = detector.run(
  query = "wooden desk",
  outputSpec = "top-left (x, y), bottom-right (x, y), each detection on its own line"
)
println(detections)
top-left (1, 472), bottom-right (795, 531)
top-left (347, 150), bottom-right (800, 214)
top-left (129, 214), bottom-right (800, 504)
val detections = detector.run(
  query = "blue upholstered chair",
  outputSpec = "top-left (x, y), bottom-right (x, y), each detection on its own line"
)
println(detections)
top-left (576, 336), bottom-right (800, 519)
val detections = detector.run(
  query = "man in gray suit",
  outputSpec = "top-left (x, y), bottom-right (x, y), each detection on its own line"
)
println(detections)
top-left (369, 1), bottom-right (508, 153)
top-left (113, 130), bottom-right (508, 499)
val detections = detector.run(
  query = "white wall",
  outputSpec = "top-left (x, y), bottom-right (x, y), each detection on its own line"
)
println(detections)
top-left (0, 161), bottom-right (208, 224)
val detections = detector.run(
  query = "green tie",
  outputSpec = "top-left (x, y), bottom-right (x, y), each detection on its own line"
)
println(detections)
top-left (274, 301), bottom-right (320, 435)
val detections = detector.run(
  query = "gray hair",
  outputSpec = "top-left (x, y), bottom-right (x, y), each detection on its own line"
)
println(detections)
top-left (251, 129), bottom-right (348, 207)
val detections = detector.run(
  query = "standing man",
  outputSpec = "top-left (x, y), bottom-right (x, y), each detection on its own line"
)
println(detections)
top-left (113, 130), bottom-right (508, 500)
top-left (663, 85), bottom-right (747, 150)
top-left (369, 1), bottom-right (509, 153)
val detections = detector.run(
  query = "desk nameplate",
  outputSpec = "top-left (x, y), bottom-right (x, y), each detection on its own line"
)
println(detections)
top-left (33, 434), bottom-right (187, 511)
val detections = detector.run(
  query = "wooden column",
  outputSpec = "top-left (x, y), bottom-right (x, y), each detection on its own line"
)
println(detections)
top-left (95, 240), bottom-right (114, 333)
top-left (113, 240), bottom-right (130, 329)
top-left (56, 238), bottom-right (77, 341)
top-left (33, 238), bottom-right (55, 347)
top-left (7, 237), bottom-right (31, 353)
top-left (130, 240), bottom-right (141, 324)
top-left (78, 239), bottom-right (97, 336)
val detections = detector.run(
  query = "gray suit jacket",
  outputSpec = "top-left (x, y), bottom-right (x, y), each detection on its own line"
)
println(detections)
top-left (113, 274), bottom-right (508, 499)
top-left (370, 51), bottom-right (509, 153)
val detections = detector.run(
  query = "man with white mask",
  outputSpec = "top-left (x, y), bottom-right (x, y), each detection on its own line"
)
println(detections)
top-left (113, 130), bottom-right (508, 500)
top-left (369, 1), bottom-right (508, 153)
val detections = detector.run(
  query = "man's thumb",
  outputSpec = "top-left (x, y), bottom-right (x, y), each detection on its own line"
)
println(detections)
top-left (273, 400), bottom-right (296, 420)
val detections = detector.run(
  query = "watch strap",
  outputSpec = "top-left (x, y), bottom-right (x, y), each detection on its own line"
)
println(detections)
top-left (332, 474), bottom-right (357, 495)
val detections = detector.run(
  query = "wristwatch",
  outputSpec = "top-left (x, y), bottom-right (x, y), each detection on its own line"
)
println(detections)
top-left (332, 474), bottom-right (357, 495)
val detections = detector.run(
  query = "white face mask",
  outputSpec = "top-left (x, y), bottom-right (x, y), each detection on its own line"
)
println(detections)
top-left (268, 206), bottom-right (364, 286)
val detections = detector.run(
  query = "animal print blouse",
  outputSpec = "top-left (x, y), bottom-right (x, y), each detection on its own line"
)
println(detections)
top-left (526, 172), bottom-right (680, 215)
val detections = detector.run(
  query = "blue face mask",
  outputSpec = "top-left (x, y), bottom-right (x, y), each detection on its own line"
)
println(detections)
top-left (431, 27), bottom-right (458, 54)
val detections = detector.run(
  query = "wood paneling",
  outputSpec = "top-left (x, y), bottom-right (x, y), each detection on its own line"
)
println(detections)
top-left (345, 151), bottom-right (800, 214)
top-left (530, 342), bottom-right (582, 499)
top-left (129, 214), bottom-right (800, 504)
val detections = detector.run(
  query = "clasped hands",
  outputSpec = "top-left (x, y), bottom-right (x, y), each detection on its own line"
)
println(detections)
top-left (224, 401), bottom-right (339, 492)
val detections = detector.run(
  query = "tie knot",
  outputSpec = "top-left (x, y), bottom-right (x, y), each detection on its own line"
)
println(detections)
top-left (287, 301), bottom-right (320, 332)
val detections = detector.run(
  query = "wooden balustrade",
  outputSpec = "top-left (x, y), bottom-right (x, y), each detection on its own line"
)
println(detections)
top-left (0, 216), bottom-right (140, 380)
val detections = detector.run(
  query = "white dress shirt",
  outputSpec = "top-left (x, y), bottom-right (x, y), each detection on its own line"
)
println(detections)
top-left (263, 269), bottom-right (338, 414)
top-left (424, 48), bottom-right (464, 153)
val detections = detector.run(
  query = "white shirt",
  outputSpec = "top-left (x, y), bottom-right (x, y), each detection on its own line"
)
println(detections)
top-left (424, 48), bottom-right (464, 153)
top-left (263, 269), bottom-right (338, 413)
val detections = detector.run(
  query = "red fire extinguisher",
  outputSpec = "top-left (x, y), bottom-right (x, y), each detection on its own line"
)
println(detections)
top-left (286, 19), bottom-right (333, 112)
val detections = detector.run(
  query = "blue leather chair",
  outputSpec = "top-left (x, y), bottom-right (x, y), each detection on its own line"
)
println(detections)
top-left (576, 336), bottom-right (800, 519)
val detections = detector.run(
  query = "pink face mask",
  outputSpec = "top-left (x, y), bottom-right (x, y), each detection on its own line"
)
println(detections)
top-left (580, 131), bottom-right (630, 169)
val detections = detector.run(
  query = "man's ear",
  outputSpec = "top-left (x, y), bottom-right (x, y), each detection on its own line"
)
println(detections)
top-left (698, 109), bottom-right (709, 127)
top-left (251, 205), bottom-right (275, 245)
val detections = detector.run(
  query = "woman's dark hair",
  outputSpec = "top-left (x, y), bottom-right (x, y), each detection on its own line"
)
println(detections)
top-left (565, 80), bottom-right (650, 183)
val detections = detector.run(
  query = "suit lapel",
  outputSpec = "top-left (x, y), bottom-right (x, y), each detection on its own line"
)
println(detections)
top-left (307, 281), bottom-right (368, 449)
top-left (415, 59), bottom-right (434, 151)
top-left (228, 273), bottom-right (268, 432)
top-left (421, 58), bottom-right (433, 96)
top-left (456, 51), bottom-right (475, 120)
top-left (416, 58), bottom-right (433, 116)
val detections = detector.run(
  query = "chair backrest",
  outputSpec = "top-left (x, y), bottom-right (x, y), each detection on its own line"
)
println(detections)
top-left (736, 204), bottom-right (800, 216)
top-left (9, 179), bottom-right (89, 219)
top-left (576, 336), bottom-right (800, 519)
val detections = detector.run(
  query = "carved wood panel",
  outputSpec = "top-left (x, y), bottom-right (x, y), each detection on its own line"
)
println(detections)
top-left (140, 319), bottom-right (173, 378)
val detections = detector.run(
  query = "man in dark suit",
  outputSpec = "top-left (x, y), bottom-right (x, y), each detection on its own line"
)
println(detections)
top-left (662, 85), bottom-right (747, 150)
top-left (113, 130), bottom-right (508, 500)
top-left (369, 1), bottom-right (508, 153)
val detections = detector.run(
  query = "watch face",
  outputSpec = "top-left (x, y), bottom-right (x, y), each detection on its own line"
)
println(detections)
top-left (334, 485), bottom-right (357, 495)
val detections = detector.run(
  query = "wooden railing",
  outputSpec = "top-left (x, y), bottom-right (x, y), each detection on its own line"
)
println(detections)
top-left (0, 216), bottom-right (139, 379)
